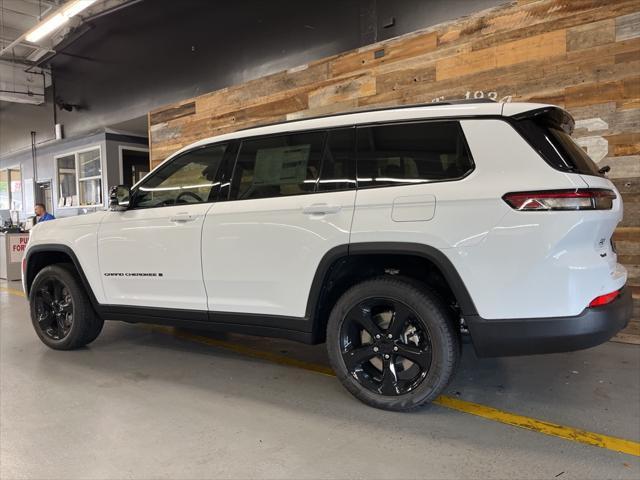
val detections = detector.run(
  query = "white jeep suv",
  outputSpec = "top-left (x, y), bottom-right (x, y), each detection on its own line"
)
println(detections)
top-left (23, 100), bottom-right (633, 411)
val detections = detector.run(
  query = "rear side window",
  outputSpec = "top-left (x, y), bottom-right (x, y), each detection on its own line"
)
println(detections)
top-left (231, 131), bottom-right (325, 200)
top-left (356, 121), bottom-right (473, 188)
top-left (515, 119), bottom-right (601, 176)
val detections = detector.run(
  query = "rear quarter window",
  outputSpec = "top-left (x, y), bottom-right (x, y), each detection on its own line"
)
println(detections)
top-left (355, 121), bottom-right (474, 188)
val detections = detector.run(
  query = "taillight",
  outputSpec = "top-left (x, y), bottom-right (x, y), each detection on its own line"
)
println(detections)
top-left (503, 189), bottom-right (616, 211)
top-left (589, 290), bottom-right (620, 308)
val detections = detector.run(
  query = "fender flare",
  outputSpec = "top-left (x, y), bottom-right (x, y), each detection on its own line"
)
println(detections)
top-left (304, 242), bottom-right (478, 324)
top-left (24, 244), bottom-right (101, 309)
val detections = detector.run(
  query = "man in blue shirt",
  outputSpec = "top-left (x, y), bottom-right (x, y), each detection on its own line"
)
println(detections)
top-left (34, 203), bottom-right (55, 223)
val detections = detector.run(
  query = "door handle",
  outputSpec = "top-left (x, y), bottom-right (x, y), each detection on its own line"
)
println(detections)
top-left (302, 203), bottom-right (341, 215)
top-left (170, 213), bottom-right (197, 223)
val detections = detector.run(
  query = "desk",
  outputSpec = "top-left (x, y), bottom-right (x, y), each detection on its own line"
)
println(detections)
top-left (0, 232), bottom-right (29, 281)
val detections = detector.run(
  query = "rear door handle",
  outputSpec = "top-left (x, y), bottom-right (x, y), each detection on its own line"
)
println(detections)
top-left (170, 213), bottom-right (197, 223)
top-left (302, 203), bottom-right (341, 215)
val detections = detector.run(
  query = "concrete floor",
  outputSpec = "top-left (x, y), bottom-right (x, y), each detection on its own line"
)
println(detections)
top-left (1, 279), bottom-right (639, 479)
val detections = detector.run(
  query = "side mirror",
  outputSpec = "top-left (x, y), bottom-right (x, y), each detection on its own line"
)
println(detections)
top-left (109, 185), bottom-right (130, 211)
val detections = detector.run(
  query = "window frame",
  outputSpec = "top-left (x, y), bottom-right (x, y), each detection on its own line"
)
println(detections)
top-left (354, 119), bottom-right (476, 190)
top-left (128, 142), bottom-right (230, 210)
top-left (54, 145), bottom-right (103, 209)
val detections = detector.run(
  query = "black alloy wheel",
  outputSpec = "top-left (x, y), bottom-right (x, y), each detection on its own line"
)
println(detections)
top-left (33, 277), bottom-right (74, 341)
top-left (327, 277), bottom-right (459, 411)
top-left (29, 264), bottom-right (104, 350)
top-left (340, 298), bottom-right (432, 396)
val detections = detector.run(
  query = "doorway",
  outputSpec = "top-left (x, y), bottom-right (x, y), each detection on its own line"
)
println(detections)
top-left (120, 147), bottom-right (150, 188)
top-left (35, 181), bottom-right (53, 214)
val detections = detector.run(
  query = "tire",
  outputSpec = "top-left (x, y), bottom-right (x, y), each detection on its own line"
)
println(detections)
top-left (29, 264), bottom-right (104, 350)
top-left (326, 276), bottom-right (459, 411)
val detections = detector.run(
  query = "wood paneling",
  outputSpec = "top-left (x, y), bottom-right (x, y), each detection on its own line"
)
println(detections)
top-left (149, 101), bottom-right (196, 125)
top-left (149, 0), bottom-right (640, 341)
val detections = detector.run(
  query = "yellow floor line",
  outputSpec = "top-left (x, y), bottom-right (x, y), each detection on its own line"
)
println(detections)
top-left (433, 396), bottom-right (640, 457)
top-left (2, 286), bottom-right (639, 457)
top-left (0, 286), bottom-right (25, 297)
top-left (158, 326), bottom-right (640, 458)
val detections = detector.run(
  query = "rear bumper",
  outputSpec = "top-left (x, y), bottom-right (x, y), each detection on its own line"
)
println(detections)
top-left (466, 287), bottom-right (633, 357)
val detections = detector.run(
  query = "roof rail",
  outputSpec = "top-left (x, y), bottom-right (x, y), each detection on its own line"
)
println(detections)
top-left (236, 98), bottom-right (498, 133)
top-left (440, 98), bottom-right (497, 105)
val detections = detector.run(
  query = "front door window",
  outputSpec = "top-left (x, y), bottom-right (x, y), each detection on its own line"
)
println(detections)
top-left (131, 144), bottom-right (228, 209)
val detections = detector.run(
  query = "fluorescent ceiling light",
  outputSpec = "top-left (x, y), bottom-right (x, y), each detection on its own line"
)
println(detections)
top-left (25, 14), bottom-right (68, 43)
top-left (62, 0), bottom-right (99, 18)
top-left (25, 0), bottom-right (99, 43)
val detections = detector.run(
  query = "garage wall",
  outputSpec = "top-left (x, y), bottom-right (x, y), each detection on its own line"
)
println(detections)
top-left (148, 0), bottom-right (640, 338)
top-left (0, 0), bottom-right (505, 159)
top-left (0, 90), bottom-right (55, 158)
top-left (0, 132), bottom-right (147, 220)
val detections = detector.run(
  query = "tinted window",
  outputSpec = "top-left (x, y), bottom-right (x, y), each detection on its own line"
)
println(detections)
top-left (356, 121), bottom-right (473, 188)
top-left (231, 131), bottom-right (325, 200)
top-left (131, 144), bottom-right (227, 208)
top-left (516, 119), bottom-right (601, 176)
top-left (318, 128), bottom-right (356, 192)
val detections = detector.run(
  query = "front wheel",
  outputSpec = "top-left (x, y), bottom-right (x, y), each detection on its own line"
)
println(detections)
top-left (326, 277), bottom-right (459, 411)
top-left (29, 264), bottom-right (104, 350)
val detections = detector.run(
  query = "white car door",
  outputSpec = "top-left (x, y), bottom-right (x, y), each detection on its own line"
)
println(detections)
top-left (98, 144), bottom-right (229, 311)
top-left (201, 128), bottom-right (356, 326)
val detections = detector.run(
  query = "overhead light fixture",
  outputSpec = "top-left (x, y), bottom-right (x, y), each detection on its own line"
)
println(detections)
top-left (61, 0), bottom-right (99, 18)
top-left (25, 0), bottom-right (99, 43)
top-left (25, 14), bottom-right (68, 43)
top-left (26, 48), bottom-right (52, 62)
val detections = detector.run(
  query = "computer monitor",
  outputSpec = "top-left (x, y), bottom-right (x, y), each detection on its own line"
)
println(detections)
top-left (0, 210), bottom-right (11, 227)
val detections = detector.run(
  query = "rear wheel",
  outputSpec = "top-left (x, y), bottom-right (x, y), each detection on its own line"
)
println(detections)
top-left (29, 264), bottom-right (104, 350)
top-left (326, 277), bottom-right (459, 411)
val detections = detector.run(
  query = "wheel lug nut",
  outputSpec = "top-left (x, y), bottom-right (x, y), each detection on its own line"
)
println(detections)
top-left (373, 346), bottom-right (379, 352)
top-left (375, 334), bottom-right (381, 339)
top-left (384, 354), bottom-right (390, 359)
top-left (387, 334), bottom-right (393, 339)
top-left (393, 346), bottom-right (398, 351)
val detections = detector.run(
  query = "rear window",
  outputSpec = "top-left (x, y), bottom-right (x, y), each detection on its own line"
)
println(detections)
top-left (356, 121), bottom-right (474, 188)
top-left (515, 119), bottom-right (601, 177)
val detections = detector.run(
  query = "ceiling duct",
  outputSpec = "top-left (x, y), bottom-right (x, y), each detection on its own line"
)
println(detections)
top-left (0, 59), bottom-right (51, 104)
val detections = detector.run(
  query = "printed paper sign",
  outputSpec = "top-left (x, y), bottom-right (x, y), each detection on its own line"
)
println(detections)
top-left (254, 145), bottom-right (310, 186)
top-left (9, 234), bottom-right (29, 263)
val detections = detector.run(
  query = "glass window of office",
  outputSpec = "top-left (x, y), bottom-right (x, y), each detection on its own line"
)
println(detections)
top-left (0, 168), bottom-right (23, 211)
top-left (0, 170), bottom-right (8, 210)
top-left (78, 149), bottom-right (102, 206)
top-left (56, 147), bottom-right (102, 208)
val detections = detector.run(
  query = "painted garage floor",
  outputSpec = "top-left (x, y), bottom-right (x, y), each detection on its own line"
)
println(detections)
top-left (1, 279), bottom-right (639, 479)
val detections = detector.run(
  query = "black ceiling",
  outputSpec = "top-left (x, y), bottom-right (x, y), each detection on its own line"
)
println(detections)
top-left (2, 0), bottom-right (505, 155)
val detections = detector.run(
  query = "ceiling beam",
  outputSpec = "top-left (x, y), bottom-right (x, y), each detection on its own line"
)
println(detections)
top-left (22, 0), bottom-right (59, 7)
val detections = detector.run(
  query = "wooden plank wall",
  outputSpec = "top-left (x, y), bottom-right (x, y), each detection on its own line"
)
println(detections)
top-left (149, 0), bottom-right (640, 341)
